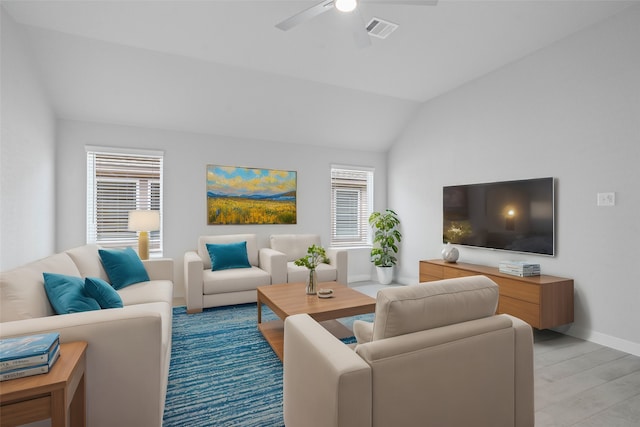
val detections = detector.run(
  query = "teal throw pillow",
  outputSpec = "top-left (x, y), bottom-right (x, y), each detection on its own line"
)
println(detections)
top-left (43, 273), bottom-right (101, 314)
top-left (98, 247), bottom-right (150, 290)
top-left (85, 277), bottom-right (124, 309)
top-left (206, 241), bottom-right (251, 271)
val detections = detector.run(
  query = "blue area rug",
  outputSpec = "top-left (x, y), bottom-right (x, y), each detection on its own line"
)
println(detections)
top-left (163, 304), bottom-right (373, 426)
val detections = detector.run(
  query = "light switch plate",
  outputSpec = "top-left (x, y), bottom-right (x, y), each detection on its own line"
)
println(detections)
top-left (597, 192), bottom-right (615, 206)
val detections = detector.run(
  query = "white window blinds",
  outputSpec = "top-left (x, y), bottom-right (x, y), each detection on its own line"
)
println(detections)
top-left (86, 147), bottom-right (163, 255)
top-left (330, 166), bottom-right (373, 247)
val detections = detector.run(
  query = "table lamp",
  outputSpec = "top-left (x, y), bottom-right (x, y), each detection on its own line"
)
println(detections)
top-left (128, 210), bottom-right (160, 260)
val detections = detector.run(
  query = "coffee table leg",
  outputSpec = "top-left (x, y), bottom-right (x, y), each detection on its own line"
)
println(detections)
top-left (257, 293), bottom-right (262, 324)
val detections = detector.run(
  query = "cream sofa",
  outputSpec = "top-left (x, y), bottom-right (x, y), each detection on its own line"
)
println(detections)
top-left (283, 275), bottom-right (534, 427)
top-left (0, 244), bottom-right (173, 427)
top-left (269, 234), bottom-right (348, 284)
top-left (183, 233), bottom-right (286, 313)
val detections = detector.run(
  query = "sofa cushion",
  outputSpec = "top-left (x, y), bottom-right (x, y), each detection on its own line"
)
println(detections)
top-left (43, 273), bottom-right (101, 314)
top-left (206, 242), bottom-right (251, 271)
top-left (198, 234), bottom-right (259, 269)
top-left (203, 266), bottom-right (271, 294)
top-left (353, 319), bottom-right (374, 344)
top-left (371, 275), bottom-right (499, 341)
top-left (270, 234), bottom-right (322, 262)
top-left (0, 252), bottom-right (81, 322)
top-left (66, 244), bottom-right (110, 281)
top-left (117, 280), bottom-right (174, 306)
top-left (85, 277), bottom-right (124, 309)
top-left (99, 247), bottom-right (150, 290)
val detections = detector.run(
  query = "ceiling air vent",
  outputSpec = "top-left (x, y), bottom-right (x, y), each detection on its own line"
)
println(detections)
top-left (365, 17), bottom-right (399, 39)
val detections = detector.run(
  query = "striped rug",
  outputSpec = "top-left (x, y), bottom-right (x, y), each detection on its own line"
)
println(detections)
top-left (163, 304), bottom-right (373, 426)
top-left (163, 304), bottom-right (283, 426)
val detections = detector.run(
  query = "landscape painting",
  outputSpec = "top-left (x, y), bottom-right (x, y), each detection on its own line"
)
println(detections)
top-left (207, 165), bottom-right (297, 225)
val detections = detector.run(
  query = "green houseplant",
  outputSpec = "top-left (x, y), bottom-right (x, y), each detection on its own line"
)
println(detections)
top-left (369, 209), bottom-right (402, 285)
top-left (294, 244), bottom-right (329, 295)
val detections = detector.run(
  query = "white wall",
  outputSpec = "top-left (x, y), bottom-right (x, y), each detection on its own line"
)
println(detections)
top-left (388, 7), bottom-right (640, 355)
top-left (55, 120), bottom-right (387, 295)
top-left (0, 8), bottom-right (56, 270)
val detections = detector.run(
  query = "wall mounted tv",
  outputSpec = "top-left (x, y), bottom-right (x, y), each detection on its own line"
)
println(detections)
top-left (443, 177), bottom-right (555, 256)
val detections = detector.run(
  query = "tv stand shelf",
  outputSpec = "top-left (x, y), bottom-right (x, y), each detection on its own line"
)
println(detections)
top-left (419, 259), bottom-right (574, 329)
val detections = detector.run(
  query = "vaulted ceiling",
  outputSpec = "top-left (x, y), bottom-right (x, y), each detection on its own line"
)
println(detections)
top-left (2, 0), bottom-right (636, 151)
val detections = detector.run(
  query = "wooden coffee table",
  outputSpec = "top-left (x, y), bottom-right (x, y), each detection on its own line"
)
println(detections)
top-left (257, 281), bottom-right (375, 361)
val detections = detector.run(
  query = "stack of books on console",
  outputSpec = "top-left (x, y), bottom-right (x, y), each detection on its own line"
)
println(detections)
top-left (0, 332), bottom-right (60, 381)
top-left (499, 261), bottom-right (541, 277)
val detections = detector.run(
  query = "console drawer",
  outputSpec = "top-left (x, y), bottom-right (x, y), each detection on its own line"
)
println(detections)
top-left (420, 274), bottom-right (441, 283)
top-left (420, 262), bottom-right (443, 279)
top-left (489, 275), bottom-right (540, 304)
top-left (443, 266), bottom-right (478, 279)
top-left (498, 296), bottom-right (540, 329)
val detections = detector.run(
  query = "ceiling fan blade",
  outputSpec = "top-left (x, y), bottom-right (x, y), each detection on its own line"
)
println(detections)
top-left (362, 0), bottom-right (438, 5)
top-left (350, 8), bottom-right (372, 49)
top-left (275, 0), bottom-right (336, 31)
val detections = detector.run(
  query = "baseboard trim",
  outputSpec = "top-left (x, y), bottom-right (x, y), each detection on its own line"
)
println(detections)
top-left (395, 275), bottom-right (415, 286)
top-left (561, 325), bottom-right (640, 357)
top-left (348, 274), bottom-right (373, 283)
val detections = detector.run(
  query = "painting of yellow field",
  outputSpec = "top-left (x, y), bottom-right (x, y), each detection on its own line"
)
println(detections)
top-left (207, 165), bottom-right (297, 224)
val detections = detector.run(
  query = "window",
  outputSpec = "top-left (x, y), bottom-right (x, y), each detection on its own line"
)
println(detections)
top-left (330, 166), bottom-right (373, 247)
top-left (86, 147), bottom-right (163, 256)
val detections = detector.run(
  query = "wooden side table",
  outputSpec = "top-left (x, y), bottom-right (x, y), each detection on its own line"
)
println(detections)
top-left (0, 341), bottom-right (88, 427)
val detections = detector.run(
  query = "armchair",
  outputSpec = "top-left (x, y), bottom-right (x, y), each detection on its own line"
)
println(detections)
top-left (284, 275), bottom-right (534, 427)
top-left (183, 234), bottom-right (286, 313)
top-left (269, 234), bottom-right (348, 284)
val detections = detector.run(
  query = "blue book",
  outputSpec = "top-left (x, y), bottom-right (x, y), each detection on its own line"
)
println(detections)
top-left (0, 343), bottom-right (60, 381)
top-left (0, 332), bottom-right (60, 371)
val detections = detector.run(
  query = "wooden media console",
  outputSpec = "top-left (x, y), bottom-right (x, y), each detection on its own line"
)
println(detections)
top-left (419, 259), bottom-right (574, 329)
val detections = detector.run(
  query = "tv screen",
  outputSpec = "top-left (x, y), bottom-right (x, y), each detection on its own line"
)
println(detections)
top-left (443, 177), bottom-right (555, 256)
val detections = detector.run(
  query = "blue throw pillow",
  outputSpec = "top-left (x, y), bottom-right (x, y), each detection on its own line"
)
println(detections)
top-left (98, 247), bottom-right (150, 290)
top-left (43, 273), bottom-right (101, 314)
top-left (85, 277), bottom-right (124, 309)
top-left (206, 241), bottom-right (251, 271)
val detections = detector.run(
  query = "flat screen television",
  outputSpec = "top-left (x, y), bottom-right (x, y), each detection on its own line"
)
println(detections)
top-left (443, 177), bottom-right (555, 256)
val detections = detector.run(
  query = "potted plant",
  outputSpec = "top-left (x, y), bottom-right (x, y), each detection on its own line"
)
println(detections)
top-left (369, 209), bottom-right (402, 285)
top-left (294, 244), bottom-right (330, 295)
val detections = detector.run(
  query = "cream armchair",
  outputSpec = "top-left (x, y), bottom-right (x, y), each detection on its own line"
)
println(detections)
top-left (183, 234), bottom-right (286, 313)
top-left (283, 275), bottom-right (534, 427)
top-left (269, 234), bottom-right (348, 284)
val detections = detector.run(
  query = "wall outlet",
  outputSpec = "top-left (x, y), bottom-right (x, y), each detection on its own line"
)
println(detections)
top-left (597, 192), bottom-right (616, 206)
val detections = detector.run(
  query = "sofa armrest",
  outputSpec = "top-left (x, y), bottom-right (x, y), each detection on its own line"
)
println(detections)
top-left (259, 247), bottom-right (287, 285)
top-left (142, 257), bottom-right (174, 281)
top-left (184, 251), bottom-right (204, 313)
top-left (505, 315), bottom-right (535, 427)
top-left (327, 248), bottom-right (348, 285)
top-left (0, 307), bottom-right (165, 427)
top-left (284, 314), bottom-right (371, 427)
top-left (353, 319), bottom-right (373, 344)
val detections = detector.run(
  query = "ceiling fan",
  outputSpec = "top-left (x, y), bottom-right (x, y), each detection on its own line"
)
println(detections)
top-left (275, 0), bottom-right (438, 48)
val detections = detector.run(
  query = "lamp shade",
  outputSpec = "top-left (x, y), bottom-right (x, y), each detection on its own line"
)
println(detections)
top-left (128, 210), bottom-right (160, 232)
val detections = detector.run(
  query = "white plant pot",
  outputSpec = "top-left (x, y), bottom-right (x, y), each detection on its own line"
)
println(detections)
top-left (376, 266), bottom-right (394, 285)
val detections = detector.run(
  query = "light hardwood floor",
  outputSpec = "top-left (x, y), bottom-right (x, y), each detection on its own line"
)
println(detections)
top-left (533, 330), bottom-right (640, 426)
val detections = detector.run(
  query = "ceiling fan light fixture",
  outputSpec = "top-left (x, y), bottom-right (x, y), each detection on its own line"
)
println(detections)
top-left (335, 0), bottom-right (357, 13)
